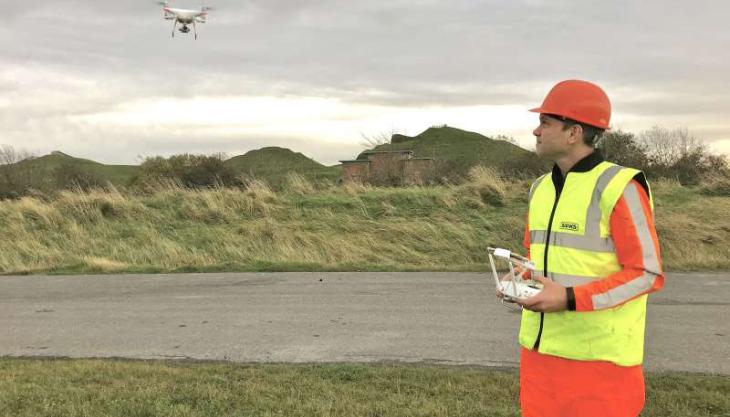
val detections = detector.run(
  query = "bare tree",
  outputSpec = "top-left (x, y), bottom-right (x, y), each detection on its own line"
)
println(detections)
top-left (359, 127), bottom-right (402, 149)
top-left (640, 126), bottom-right (702, 168)
top-left (0, 145), bottom-right (38, 199)
top-left (639, 126), bottom-right (717, 184)
top-left (0, 145), bottom-right (36, 166)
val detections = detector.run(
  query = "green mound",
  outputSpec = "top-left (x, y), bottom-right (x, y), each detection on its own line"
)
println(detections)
top-left (358, 126), bottom-right (549, 178)
top-left (225, 147), bottom-right (325, 172)
top-left (225, 147), bottom-right (340, 187)
top-left (15, 151), bottom-right (138, 186)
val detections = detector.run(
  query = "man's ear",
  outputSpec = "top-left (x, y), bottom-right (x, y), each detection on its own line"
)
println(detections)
top-left (568, 124), bottom-right (583, 145)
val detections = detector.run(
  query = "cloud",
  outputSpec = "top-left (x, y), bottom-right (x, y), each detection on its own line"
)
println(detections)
top-left (708, 139), bottom-right (730, 156)
top-left (1, 0), bottom-right (728, 164)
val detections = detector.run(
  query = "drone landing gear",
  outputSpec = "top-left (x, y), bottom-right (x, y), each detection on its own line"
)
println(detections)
top-left (170, 20), bottom-right (197, 40)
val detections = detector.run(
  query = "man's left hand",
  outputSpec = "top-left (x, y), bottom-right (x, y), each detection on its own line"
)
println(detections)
top-left (516, 275), bottom-right (568, 313)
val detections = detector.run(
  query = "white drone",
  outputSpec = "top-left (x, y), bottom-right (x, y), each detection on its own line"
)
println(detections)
top-left (488, 247), bottom-right (543, 310)
top-left (159, 2), bottom-right (212, 39)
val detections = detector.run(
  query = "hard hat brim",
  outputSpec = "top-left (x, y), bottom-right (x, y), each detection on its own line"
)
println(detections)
top-left (528, 106), bottom-right (610, 130)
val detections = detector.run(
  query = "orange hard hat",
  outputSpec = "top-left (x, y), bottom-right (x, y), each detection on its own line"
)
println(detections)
top-left (529, 80), bottom-right (611, 129)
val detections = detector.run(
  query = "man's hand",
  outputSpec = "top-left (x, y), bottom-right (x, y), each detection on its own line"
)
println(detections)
top-left (515, 275), bottom-right (568, 313)
top-left (495, 267), bottom-right (525, 299)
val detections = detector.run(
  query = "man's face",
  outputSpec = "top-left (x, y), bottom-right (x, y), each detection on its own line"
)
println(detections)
top-left (533, 114), bottom-right (571, 160)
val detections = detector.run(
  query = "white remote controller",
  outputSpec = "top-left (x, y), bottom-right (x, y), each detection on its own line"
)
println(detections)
top-left (497, 281), bottom-right (542, 300)
top-left (488, 247), bottom-right (543, 301)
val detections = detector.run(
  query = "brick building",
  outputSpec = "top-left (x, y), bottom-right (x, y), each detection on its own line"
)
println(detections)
top-left (340, 150), bottom-right (435, 185)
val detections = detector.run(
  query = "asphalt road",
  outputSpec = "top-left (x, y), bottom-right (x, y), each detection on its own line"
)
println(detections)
top-left (1, 272), bottom-right (728, 374)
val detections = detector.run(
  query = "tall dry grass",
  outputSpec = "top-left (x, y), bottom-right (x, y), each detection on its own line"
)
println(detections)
top-left (465, 166), bottom-right (508, 205)
top-left (284, 172), bottom-right (316, 195)
top-left (0, 174), bottom-right (727, 274)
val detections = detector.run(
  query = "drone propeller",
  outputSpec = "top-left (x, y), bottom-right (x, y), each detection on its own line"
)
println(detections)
top-left (157, 1), bottom-right (169, 5)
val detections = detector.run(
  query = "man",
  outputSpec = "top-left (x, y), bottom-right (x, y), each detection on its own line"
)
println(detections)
top-left (512, 80), bottom-right (664, 417)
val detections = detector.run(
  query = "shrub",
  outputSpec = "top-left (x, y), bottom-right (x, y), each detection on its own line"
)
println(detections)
top-left (699, 173), bottom-right (730, 197)
top-left (498, 150), bottom-right (551, 179)
top-left (135, 153), bottom-right (236, 189)
top-left (598, 129), bottom-right (649, 169)
top-left (0, 145), bottom-right (40, 199)
top-left (640, 126), bottom-right (716, 185)
top-left (598, 127), bottom-right (728, 186)
top-left (54, 163), bottom-right (106, 191)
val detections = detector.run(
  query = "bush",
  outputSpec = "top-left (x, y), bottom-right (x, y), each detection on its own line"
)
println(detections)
top-left (598, 129), bottom-right (649, 169)
top-left (699, 173), bottom-right (730, 196)
top-left (0, 145), bottom-right (39, 199)
top-left (640, 126), bottom-right (717, 185)
top-left (433, 159), bottom-right (463, 184)
top-left (135, 153), bottom-right (236, 189)
top-left (54, 163), bottom-right (106, 191)
top-left (598, 127), bottom-right (728, 186)
top-left (498, 150), bottom-right (551, 179)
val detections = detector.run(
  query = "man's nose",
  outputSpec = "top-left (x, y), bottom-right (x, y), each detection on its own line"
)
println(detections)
top-left (533, 126), bottom-right (541, 137)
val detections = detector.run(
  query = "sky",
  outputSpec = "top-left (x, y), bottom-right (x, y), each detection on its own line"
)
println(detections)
top-left (1, 0), bottom-right (728, 166)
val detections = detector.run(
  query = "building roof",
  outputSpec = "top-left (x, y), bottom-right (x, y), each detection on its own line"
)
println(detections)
top-left (361, 150), bottom-right (414, 155)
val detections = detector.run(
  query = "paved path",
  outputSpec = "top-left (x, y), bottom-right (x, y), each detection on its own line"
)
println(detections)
top-left (1, 272), bottom-right (728, 374)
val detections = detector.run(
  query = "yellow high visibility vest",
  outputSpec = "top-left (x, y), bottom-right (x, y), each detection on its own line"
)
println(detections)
top-left (520, 161), bottom-right (652, 366)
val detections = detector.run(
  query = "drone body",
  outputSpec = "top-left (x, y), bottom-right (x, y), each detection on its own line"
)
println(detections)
top-left (159, 2), bottom-right (211, 39)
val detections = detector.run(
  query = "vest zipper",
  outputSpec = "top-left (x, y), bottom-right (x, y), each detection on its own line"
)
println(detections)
top-left (533, 184), bottom-right (562, 350)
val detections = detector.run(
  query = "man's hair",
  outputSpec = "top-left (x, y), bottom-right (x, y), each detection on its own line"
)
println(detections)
top-left (547, 114), bottom-right (605, 147)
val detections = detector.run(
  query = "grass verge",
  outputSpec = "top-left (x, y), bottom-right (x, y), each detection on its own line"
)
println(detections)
top-left (0, 359), bottom-right (727, 417)
top-left (1, 174), bottom-right (729, 274)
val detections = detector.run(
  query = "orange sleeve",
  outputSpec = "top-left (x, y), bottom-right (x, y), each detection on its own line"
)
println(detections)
top-left (573, 179), bottom-right (665, 312)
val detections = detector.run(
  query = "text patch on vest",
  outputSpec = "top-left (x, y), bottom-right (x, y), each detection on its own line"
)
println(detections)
top-left (559, 221), bottom-right (580, 232)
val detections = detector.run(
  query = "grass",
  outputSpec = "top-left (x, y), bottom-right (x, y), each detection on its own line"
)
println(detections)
top-left (0, 359), bottom-right (727, 417)
top-left (0, 171), bottom-right (728, 275)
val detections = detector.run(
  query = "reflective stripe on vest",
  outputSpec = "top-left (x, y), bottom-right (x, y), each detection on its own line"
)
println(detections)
top-left (520, 161), bottom-right (652, 366)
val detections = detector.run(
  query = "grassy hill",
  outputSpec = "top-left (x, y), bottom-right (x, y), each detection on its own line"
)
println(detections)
top-left (358, 126), bottom-right (549, 178)
top-left (224, 147), bottom-right (341, 187)
top-left (5, 148), bottom-right (341, 191)
top-left (14, 151), bottom-right (139, 187)
top-left (4, 127), bottom-right (546, 193)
